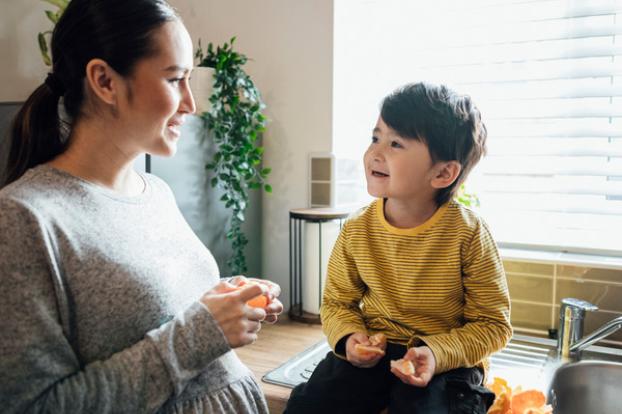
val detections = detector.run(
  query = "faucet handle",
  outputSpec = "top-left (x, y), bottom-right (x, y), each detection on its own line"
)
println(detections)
top-left (561, 297), bottom-right (598, 319)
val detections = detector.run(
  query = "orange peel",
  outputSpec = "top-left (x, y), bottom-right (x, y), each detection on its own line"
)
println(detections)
top-left (485, 377), bottom-right (550, 414)
top-left (511, 390), bottom-right (547, 414)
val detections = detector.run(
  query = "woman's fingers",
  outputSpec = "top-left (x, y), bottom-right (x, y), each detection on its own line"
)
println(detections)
top-left (200, 285), bottom-right (268, 348)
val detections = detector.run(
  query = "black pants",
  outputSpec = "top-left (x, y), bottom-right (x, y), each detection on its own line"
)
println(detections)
top-left (284, 343), bottom-right (494, 414)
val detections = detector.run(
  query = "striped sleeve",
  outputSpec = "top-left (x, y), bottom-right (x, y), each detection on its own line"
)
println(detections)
top-left (408, 218), bottom-right (513, 374)
top-left (320, 222), bottom-right (368, 355)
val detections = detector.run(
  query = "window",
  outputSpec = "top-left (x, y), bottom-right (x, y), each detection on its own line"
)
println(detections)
top-left (333, 0), bottom-right (622, 256)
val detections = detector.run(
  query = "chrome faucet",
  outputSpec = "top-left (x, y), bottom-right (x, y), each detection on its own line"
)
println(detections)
top-left (557, 297), bottom-right (622, 358)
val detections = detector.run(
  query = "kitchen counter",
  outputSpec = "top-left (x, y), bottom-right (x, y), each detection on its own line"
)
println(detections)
top-left (235, 317), bottom-right (325, 413)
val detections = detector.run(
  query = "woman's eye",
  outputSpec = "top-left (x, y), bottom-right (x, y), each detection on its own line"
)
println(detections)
top-left (371, 136), bottom-right (378, 143)
top-left (168, 77), bottom-right (184, 85)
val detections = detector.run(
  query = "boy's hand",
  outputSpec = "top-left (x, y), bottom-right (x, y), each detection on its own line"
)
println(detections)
top-left (390, 346), bottom-right (436, 387)
top-left (345, 332), bottom-right (386, 368)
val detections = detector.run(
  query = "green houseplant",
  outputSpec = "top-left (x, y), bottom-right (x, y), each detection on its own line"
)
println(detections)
top-left (37, 0), bottom-right (70, 66)
top-left (456, 183), bottom-right (480, 208)
top-left (195, 38), bottom-right (271, 275)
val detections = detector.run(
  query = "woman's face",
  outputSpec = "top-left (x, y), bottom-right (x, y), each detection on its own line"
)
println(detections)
top-left (115, 19), bottom-right (196, 158)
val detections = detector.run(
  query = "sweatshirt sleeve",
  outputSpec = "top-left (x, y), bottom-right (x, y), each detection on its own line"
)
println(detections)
top-left (0, 198), bottom-right (231, 414)
top-left (320, 222), bottom-right (368, 355)
top-left (408, 218), bottom-right (513, 374)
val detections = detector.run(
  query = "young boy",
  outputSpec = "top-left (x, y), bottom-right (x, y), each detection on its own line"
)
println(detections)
top-left (285, 83), bottom-right (512, 414)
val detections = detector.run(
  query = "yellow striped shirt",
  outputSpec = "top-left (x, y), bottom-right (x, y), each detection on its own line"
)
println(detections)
top-left (320, 198), bottom-right (512, 374)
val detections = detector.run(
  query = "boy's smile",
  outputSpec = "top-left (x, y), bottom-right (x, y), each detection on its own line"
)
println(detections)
top-left (364, 117), bottom-right (436, 203)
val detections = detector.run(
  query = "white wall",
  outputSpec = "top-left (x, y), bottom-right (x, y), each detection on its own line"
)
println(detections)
top-left (171, 0), bottom-right (334, 307)
top-left (0, 1), bottom-right (49, 101)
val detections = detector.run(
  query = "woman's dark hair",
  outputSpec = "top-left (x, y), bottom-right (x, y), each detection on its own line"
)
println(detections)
top-left (380, 82), bottom-right (487, 206)
top-left (5, 0), bottom-right (178, 185)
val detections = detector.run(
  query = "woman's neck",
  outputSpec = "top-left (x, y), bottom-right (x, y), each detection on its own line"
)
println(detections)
top-left (47, 120), bottom-right (144, 196)
top-left (383, 197), bottom-right (439, 229)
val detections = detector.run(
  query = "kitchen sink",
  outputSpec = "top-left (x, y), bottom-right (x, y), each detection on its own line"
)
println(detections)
top-left (547, 361), bottom-right (622, 414)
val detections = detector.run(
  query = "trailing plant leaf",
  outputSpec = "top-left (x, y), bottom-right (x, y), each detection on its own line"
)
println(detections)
top-left (196, 37), bottom-right (270, 275)
top-left (37, 0), bottom-right (70, 67)
top-left (38, 32), bottom-right (52, 67)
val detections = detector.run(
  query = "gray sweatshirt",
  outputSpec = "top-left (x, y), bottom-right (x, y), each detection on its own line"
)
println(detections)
top-left (0, 165), bottom-right (268, 413)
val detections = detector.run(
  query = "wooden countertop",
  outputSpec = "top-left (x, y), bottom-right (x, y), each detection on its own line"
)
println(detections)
top-left (235, 318), bottom-right (326, 414)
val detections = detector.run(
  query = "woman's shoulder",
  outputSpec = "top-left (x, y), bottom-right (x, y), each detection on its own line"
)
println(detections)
top-left (0, 166), bottom-right (57, 209)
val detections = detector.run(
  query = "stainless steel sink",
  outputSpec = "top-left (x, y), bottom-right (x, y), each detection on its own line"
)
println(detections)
top-left (548, 361), bottom-right (622, 414)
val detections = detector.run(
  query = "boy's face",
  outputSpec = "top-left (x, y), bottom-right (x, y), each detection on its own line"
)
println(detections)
top-left (364, 117), bottom-right (437, 202)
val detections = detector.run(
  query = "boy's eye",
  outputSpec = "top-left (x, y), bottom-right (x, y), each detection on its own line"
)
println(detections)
top-left (371, 136), bottom-right (378, 143)
top-left (168, 77), bottom-right (184, 85)
top-left (391, 140), bottom-right (403, 148)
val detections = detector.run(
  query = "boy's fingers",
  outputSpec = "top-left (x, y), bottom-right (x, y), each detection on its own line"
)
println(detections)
top-left (409, 372), bottom-right (431, 387)
top-left (404, 347), bottom-right (418, 360)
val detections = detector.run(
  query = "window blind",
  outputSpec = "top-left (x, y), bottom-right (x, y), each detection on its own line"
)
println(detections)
top-left (398, 0), bottom-right (622, 256)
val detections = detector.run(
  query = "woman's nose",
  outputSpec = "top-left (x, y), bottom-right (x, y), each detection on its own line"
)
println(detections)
top-left (180, 80), bottom-right (196, 114)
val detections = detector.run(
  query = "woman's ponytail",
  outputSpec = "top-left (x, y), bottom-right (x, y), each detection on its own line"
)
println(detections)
top-left (5, 78), bottom-right (67, 185)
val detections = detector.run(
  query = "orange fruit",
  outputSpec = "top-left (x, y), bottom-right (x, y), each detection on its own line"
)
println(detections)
top-left (246, 294), bottom-right (269, 308)
top-left (390, 358), bottom-right (415, 376)
top-left (354, 343), bottom-right (385, 356)
top-left (233, 280), bottom-right (270, 308)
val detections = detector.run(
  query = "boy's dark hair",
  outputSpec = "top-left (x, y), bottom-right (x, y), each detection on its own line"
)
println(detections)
top-left (380, 82), bottom-right (487, 206)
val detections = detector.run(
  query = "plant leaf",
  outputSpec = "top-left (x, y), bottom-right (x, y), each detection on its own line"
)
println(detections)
top-left (41, 0), bottom-right (68, 9)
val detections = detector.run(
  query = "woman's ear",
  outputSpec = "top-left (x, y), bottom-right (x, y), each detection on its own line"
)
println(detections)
top-left (84, 58), bottom-right (121, 106)
top-left (430, 160), bottom-right (462, 189)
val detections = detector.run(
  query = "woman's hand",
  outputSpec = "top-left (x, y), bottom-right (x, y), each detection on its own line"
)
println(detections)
top-left (228, 276), bottom-right (284, 324)
top-left (345, 332), bottom-right (385, 368)
top-left (390, 346), bottom-right (436, 387)
top-left (200, 280), bottom-right (267, 348)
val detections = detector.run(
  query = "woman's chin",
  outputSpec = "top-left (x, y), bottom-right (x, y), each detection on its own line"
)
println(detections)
top-left (150, 141), bottom-right (178, 158)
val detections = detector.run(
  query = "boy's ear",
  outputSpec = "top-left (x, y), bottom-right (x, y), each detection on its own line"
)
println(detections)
top-left (84, 58), bottom-right (123, 106)
top-left (430, 160), bottom-right (462, 189)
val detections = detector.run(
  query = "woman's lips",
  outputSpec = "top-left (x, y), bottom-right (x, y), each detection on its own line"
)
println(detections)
top-left (167, 119), bottom-right (184, 138)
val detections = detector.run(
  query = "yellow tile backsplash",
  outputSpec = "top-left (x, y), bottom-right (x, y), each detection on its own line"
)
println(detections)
top-left (503, 261), bottom-right (554, 276)
top-left (555, 280), bottom-right (622, 313)
top-left (557, 265), bottom-right (622, 284)
top-left (510, 301), bottom-right (551, 331)
top-left (507, 274), bottom-right (553, 303)
top-left (503, 259), bottom-right (622, 346)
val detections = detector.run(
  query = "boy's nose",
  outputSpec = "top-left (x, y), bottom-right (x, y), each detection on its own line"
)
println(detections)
top-left (370, 146), bottom-right (385, 161)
